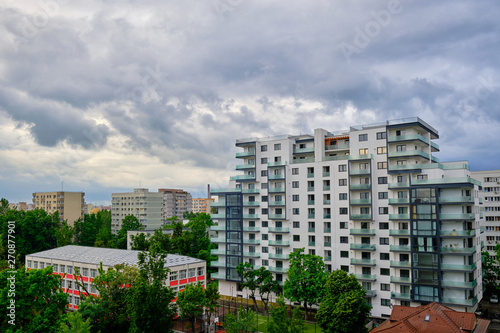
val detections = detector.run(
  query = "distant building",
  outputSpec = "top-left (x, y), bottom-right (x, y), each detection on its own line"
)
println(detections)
top-left (370, 302), bottom-right (489, 333)
top-left (25, 245), bottom-right (206, 310)
top-left (192, 198), bottom-right (214, 214)
top-left (32, 191), bottom-right (85, 225)
top-left (159, 189), bottom-right (193, 220)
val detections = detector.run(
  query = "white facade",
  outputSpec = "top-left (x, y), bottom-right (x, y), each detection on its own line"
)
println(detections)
top-left (25, 245), bottom-right (206, 310)
top-left (210, 117), bottom-right (483, 318)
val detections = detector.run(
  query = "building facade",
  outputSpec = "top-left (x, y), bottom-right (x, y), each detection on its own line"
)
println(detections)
top-left (25, 245), bottom-right (206, 310)
top-left (32, 191), bottom-right (85, 225)
top-left (193, 198), bottom-right (215, 214)
top-left (159, 189), bottom-right (193, 220)
top-left (210, 117), bottom-right (483, 318)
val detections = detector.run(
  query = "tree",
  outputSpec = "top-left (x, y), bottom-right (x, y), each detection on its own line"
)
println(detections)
top-left (236, 262), bottom-right (262, 311)
top-left (204, 281), bottom-right (220, 323)
top-left (131, 232), bottom-right (151, 251)
top-left (127, 244), bottom-right (176, 333)
top-left (316, 270), bottom-right (372, 333)
top-left (258, 268), bottom-right (280, 312)
top-left (482, 250), bottom-right (500, 294)
top-left (74, 211), bottom-right (113, 248)
top-left (56, 220), bottom-right (74, 247)
top-left (284, 248), bottom-right (327, 319)
top-left (267, 296), bottom-right (305, 333)
top-left (58, 311), bottom-right (92, 333)
top-left (116, 215), bottom-right (143, 249)
top-left (176, 282), bottom-right (206, 333)
top-left (0, 266), bottom-right (68, 333)
top-left (224, 307), bottom-right (258, 333)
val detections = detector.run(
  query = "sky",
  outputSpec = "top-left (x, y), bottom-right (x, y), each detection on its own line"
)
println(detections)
top-left (0, 0), bottom-right (499, 205)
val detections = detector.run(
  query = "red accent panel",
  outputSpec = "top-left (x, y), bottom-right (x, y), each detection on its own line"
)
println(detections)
top-left (179, 279), bottom-right (188, 284)
top-left (59, 273), bottom-right (64, 278)
top-left (170, 281), bottom-right (178, 286)
top-left (68, 290), bottom-right (73, 294)
top-left (74, 291), bottom-right (80, 296)
top-left (66, 274), bottom-right (73, 279)
top-left (74, 306), bottom-right (79, 310)
top-left (89, 278), bottom-right (93, 283)
top-left (197, 276), bottom-right (205, 281)
top-left (83, 277), bottom-right (89, 282)
top-left (188, 277), bottom-right (196, 283)
top-left (68, 304), bottom-right (73, 308)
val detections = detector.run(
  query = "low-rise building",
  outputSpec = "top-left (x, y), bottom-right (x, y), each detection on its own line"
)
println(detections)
top-left (192, 198), bottom-right (215, 214)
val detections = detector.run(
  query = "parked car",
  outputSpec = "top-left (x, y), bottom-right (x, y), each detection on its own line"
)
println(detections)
top-left (490, 294), bottom-right (499, 304)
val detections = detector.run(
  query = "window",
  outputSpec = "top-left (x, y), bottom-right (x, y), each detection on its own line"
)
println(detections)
top-left (40, 262), bottom-right (45, 269)
top-left (380, 268), bottom-right (390, 275)
top-left (379, 207), bottom-right (388, 214)
top-left (396, 144), bottom-right (406, 151)
top-left (340, 236), bottom-right (348, 243)
top-left (381, 299), bottom-right (391, 306)
top-left (379, 222), bottom-right (389, 229)
top-left (377, 147), bottom-right (387, 154)
top-left (262, 234), bottom-right (268, 240)
top-left (67, 266), bottom-right (73, 274)
top-left (293, 221), bottom-right (300, 228)
top-left (293, 235), bottom-right (300, 242)
top-left (339, 193), bottom-right (348, 200)
top-left (338, 164), bottom-right (347, 172)
top-left (359, 148), bottom-right (369, 155)
top-left (417, 174), bottom-right (428, 180)
top-left (380, 253), bottom-right (389, 260)
top-left (262, 259), bottom-right (269, 266)
top-left (274, 143), bottom-right (281, 150)
top-left (292, 168), bottom-right (299, 175)
top-left (60, 265), bottom-right (65, 273)
top-left (262, 247), bottom-right (268, 253)
top-left (261, 208), bottom-right (268, 214)
top-left (274, 156), bottom-right (281, 162)
top-left (292, 181), bottom-right (299, 188)
top-left (27, 260), bottom-right (32, 268)
top-left (377, 132), bottom-right (387, 140)
top-left (262, 196), bottom-right (268, 202)
top-left (359, 134), bottom-right (368, 141)
top-left (341, 265), bottom-right (349, 272)
top-left (262, 221), bottom-right (268, 227)
top-left (339, 179), bottom-right (347, 186)
top-left (53, 264), bottom-right (58, 273)
top-left (261, 145), bottom-right (267, 152)
top-left (397, 160), bottom-right (407, 165)
top-left (261, 170), bottom-right (268, 176)
top-left (339, 207), bottom-right (348, 215)
top-left (293, 208), bottom-right (300, 215)
top-left (377, 162), bottom-right (387, 169)
top-left (180, 270), bottom-right (187, 279)
top-left (90, 269), bottom-right (97, 278)
top-left (261, 157), bottom-right (268, 164)
top-left (339, 222), bottom-right (347, 229)
top-left (380, 237), bottom-right (389, 245)
top-left (32, 261), bottom-right (37, 269)
top-left (189, 268), bottom-right (196, 278)
top-left (261, 183), bottom-right (268, 189)
top-left (198, 267), bottom-right (204, 276)
top-left (378, 177), bottom-right (388, 184)
top-left (292, 195), bottom-right (299, 201)
top-left (378, 192), bottom-right (388, 199)
top-left (170, 271), bottom-right (178, 281)
top-left (340, 251), bottom-right (349, 258)
top-left (82, 268), bottom-right (88, 277)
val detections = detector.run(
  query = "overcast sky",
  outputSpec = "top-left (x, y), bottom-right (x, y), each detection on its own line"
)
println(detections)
top-left (1, 0), bottom-right (499, 204)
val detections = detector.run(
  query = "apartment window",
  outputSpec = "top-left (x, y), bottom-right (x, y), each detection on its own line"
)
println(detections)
top-left (293, 208), bottom-right (300, 215)
top-left (359, 148), bottom-right (369, 155)
top-left (262, 196), bottom-right (268, 202)
top-left (82, 268), bottom-right (89, 277)
top-left (262, 259), bottom-right (269, 266)
top-left (262, 234), bottom-right (268, 240)
top-left (292, 195), bottom-right (299, 201)
top-left (359, 134), bottom-right (368, 141)
top-left (379, 207), bottom-right (388, 215)
top-left (189, 268), bottom-right (196, 278)
top-left (381, 299), bottom-right (391, 306)
top-left (262, 247), bottom-right (268, 253)
top-left (380, 268), bottom-right (390, 276)
top-left (380, 283), bottom-right (390, 291)
top-left (379, 222), bottom-right (389, 230)
top-left (380, 237), bottom-right (389, 245)
top-left (398, 191), bottom-right (408, 198)
top-left (261, 157), bottom-right (268, 164)
top-left (293, 221), bottom-right (300, 228)
top-left (261, 145), bottom-right (267, 152)
top-left (339, 193), bottom-right (348, 200)
top-left (170, 271), bottom-right (178, 281)
top-left (27, 260), bottom-right (32, 268)
top-left (90, 269), bottom-right (97, 278)
top-left (180, 270), bottom-right (187, 279)
top-left (341, 265), bottom-right (349, 272)
top-left (198, 267), bottom-right (204, 276)
top-left (40, 262), bottom-right (45, 269)
top-left (53, 264), bottom-right (58, 273)
top-left (261, 208), bottom-right (268, 214)
top-left (377, 162), bottom-right (387, 169)
top-left (293, 235), bottom-right (300, 242)
top-left (339, 179), bottom-right (347, 186)
top-left (338, 164), bottom-right (347, 172)
top-left (397, 176), bottom-right (407, 183)
top-left (60, 265), bottom-right (65, 273)
top-left (417, 174), bottom-right (428, 180)
top-left (397, 160), bottom-right (407, 165)
top-left (360, 207), bottom-right (370, 214)
top-left (339, 208), bottom-right (348, 215)
top-left (261, 183), bottom-right (268, 189)
top-left (360, 192), bottom-right (370, 199)
top-left (274, 156), bottom-right (281, 162)
top-left (396, 145), bottom-right (406, 151)
top-left (339, 222), bottom-right (347, 229)
top-left (262, 221), bottom-right (268, 227)
top-left (380, 253), bottom-right (389, 260)
top-left (67, 266), bottom-right (73, 274)
top-left (340, 236), bottom-right (348, 243)
top-left (377, 132), bottom-right (387, 140)
top-left (274, 143), bottom-right (281, 150)
top-left (378, 192), bottom-right (388, 199)
top-left (292, 181), bottom-right (299, 188)
top-left (340, 251), bottom-right (349, 258)
top-left (378, 177), bottom-right (388, 184)
top-left (377, 147), bottom-right (387, 154)
top-left (292, 168), bottom-right (299, 175)
top-left (261, 170), bottom-right (268, 177)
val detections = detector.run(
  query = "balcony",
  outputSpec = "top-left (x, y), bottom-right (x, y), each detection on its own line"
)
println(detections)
top-left (391, 292), bottom-right (411, 300)
top-left (243, 252), bottom-right (261, 258)
top-left (269, 201), bottom-right (285, 206)
top-left (412, 177), bottom-right (481, 187)
top-left (210, 261), bottom-right (226, 268)
top-left (307, 214), bottom-right (315, 219)
top-left (268, 174), bottom-right (285, 180)
top-left (325, 143), bottom-right (350, 150)
top-left (388, 198), bottom-right (410, 205)
top-left (236, 164), bottom-right (255, 170)
top-left (210, 201), bottom-right (226, 207)
top-left (354, 274), bottom-right (377, 282)
top-left (439, 213), bottom-right (475, 220)
top-left (210, 249), bottom-right (226, 255)
top-left (243, 227), bottom-right (260, 232)
top-left (210, 225), bottom-right (226, 231)
top-left (388, 134), bottom-right (429, 144)
top-left (390, 261), bottom-right (411, 268)
top-left (243, 239), bottom-right (260, 245)
top-left (440, 263), bottom-right (476, 272)
top-left (268, 227), bottom-right (289, 233)
top-left (307, 172), bottom-right (315, 178)
top-left (441, 296), bottom-right (477, 307)
top-left (350, 244), bottom-right (376, 251)
top-left (440, 229), bottom-right (475, 237)
top-left (324, 256), bottom-right (332, 261)
top-left (323, 200), bottom-right (331, 204)
top-left (349, 184), bottom-right (371, 190)
top-left (389, 229), bottom-right (410, 236)
top-left (268, 240), bottom-right (290, 247)
top-left (390, 276), bottom-right (411, 284)
top-left (269, 253), bottom-right (289, 260)
top-left (308, 200), bottom-right (315, 205)
top-left (308, 228), bottom-right (316, 232)
top-left (388, 149), bottom-right (429, 159)
top-left (324, 242), bottom-right (331, 247)
top-left (389, 214), bottom-right (410, 220)
top-left (230, 175), bottom-right (255, 181)
top-left (349, 199), bottom-right (371, 205)
top-left (390, 245), bottom-right (411, 252)
top-left (242, 188), bottom-right (260, 194)
top-left (351, 214), bottom-right (372, 220)
top-left (267, 161), bottom-right (287, 167)
top-left (268, 188), bottom-right (285, 193)
top-left (211, 213), bottom-right (225, 219)
top-left (323, 214), bottom-right (331, 219)
top-left (307, 187), bottom-right (315, 192)
top-left (308, 241), bottom-right (316, 246)
top-left (349, 169), bottom-right (371, 176)
top-left (440, 246), bottom-right (475, 254)
top-left (210, 238), bottom-right (226, 243)
top-left (291, 158), bottom-right (315, 164)
top-left (243, 214), bottom-right (259, 219)
top-left (365, 290), bottom-right (377, 298)
top-left (269, 266), bottom-right (288, 273)
top-left (268, 214), bottom-right (286, 220)
top-left (324, 228), bottom-right (331, 233)
top-left (439, 196), bottom-right (474, 204)
top-left (388, 182), bottom-right (410, 189)
top-left (350, 259), bottom-right (376, 266)
top-left (323, 172), bottom-right (330, 177)
top-left (350, 229), bottom-right (376, 236)
top-left (210, 273), bottom-right (226, 280)
top-left (349, 154), bottom-right (373, 161)
top-left (294, 147), bottom-right (315, 154)
top-left (441, 279), bottom-right (477, 289)
top-left (323, 186), bottom-right (331, 191)
top-left (236, 151), bottom-right (255, 158)
top-left (243, 201), bottom-right (260, 207)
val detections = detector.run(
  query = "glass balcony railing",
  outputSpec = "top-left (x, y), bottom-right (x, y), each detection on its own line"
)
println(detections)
top-left (322, 155), bottom-right (349, 161)
top-left (349, 184), bottom-right (371, 190)
top-left (243, 227), bottom-right (260, 232)
top-left (267, 161), bottom-right (287, 167)
top-left (390, 276), bottom-right (411, 284)
top-left (268, 188), bottom-right (285, 193)
top-left (269, 201), bottom-right (286, 206)
top-left (268, 227), bottom-right (289, 233)
top-left (210, 249), bottom-right (226, 255)
top-left (354, 274), bottom-right (377, 281)
top-left (412, 177), bottom-right (481, 187)
top-left (211, 213), bottom-right (225, 219)
top-left (210, 273), bottom-right (225, 280)
top-left (439, 213), bottom-right (475, 220)
top-left (388, 182), bottom-right (410, 189)
top-left (230, 175), bottom-right (255, 181)
top-left (324, 256), bottom-right (332, 261)
top-left (291, 158), bottom-right (315, 164)
top-left (388, 198), bottom-right (410, 204)
top-left (440, 246), bottom-right (475, 254)
top-left (441, 279), bottom-right (477, 289)
top-left (349, 154), bottom-right (373, 160)
top-left (269, 253), bottom-right (289, 260)
top-left (294, 147), bottom-right (315, 154)
top-left (243, 239), bottom-right (260, 245)
top-left (350, 229), bottom-right (376, 235)
top-left (440, 263), bottom-right (476, 271)
top-left (210, 261), bottom-right (226, 268)
top-left (210, 201), bottom-right (226, 207)
top-left (390, 245), bottom-right (411, 252)
top-left (268, 174), bottom-right (285, 180)
top-left (365, 290), bottom-right (377, 297)
top-left (242, 188), bottom-right (260, 194)
top-left (440, 229), bottom-right (475, 237)
top-left (268, 240), bottom-right (290, 246)
top-left (210, 225), bottom-right (226, 231)
top-left (388, 149), bottom-right (429, 159)
top-left (323, 199), bottom-right (331, 204)
top-left (308, 242), bottom-right (316, 246)
top-left (308, 228), bottom-right (316, 232)
top-left (442, 296), bottom-right (477, 307)
top-left (268, 214), bottom-right (286, 219)
top-left (389, 214), bottom-right (410, 220)
top-left (349, 169), bottom-right (371, 175)
top-left (324, 228), bottom-right (331, 233)
top-left (236, 151), bottom-right (255, 158)
top-left (243, 252), bottom-right (260, 258)
top-left (350, 244), bottom-right (376, 251)
top-left (391, 292), bottom-right (411, 300)
top-left (388, 134), bottom-right (429, 144)
top-left (351, 214), bottom-right (372, 220)
top-left (243, 201), bottom-right (260, 206)
top-left (269, 266), bottom-right (288, 273)
top-left (307, 172), bottom-right (315, 178)
top-left (350, 258), bottom-right (376, 265)
top-left (325, 143), bottom-right (350, 150)
top-left (236, 164), bottom-right (255, 170)
top-left (389, 229), bottom-right (410, 236)
top-left (323, 172), bottom-right (330, 177)
top-left (390, 261), bottom-right (411, 268)
top-left (349, 199), bottom-right (372, 205)
top-left (439, 196), bottom-right (474, 203)
top-left (308, 200), bottom-right (315, 205)
top-left (210, 238), bottom-right (226, 243)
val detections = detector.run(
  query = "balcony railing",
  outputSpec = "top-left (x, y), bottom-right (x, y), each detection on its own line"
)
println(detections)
top-left (243, 239), bottom-right (260, 245)
top-left (291, 158), bottom-right (315, 164)
top-left (269, 201), bottom-right (285, 206)
top-left (243, 201), bottom-right (260, 206)
top-left (389, 214), bottom-right (410, 220)
top-left (391, 292), bottom-right (411, 300)
top-left (268, 227), bottom-right (289, 233)
top-left (388, 149), bottom-right (429, 159)
top-left (269, 253), bottom-right (289, 260)
top-left (230, 175), bottom-right (255, 181)
top-left (236, 164), bottom-right (255, 170)
top-left (440, 263), bottom-right (476, 271)
top-left (350, 244), bottom-right (376, 251)
top-left (268, 174), bottom-right (285, 180)
top-left (350, 229), bottom-right (376, 235)
top-left (388, 198), bottom-right (410, 205)
top-left (210, 249), bottom-right (226, 255)
top-left (441, 279), bottom-right (477, 289)
top-left (268, 214), bottom-right (286, 219)
top-left (349, 184), bottom-right (371, 190)
top-left (349, 169), bottom-right (371, 175)
top-left (351, 214), bottom-right (372, 220)
top-left (441, 296), bottom-right (477, 307)
top-left (294, 147), bottom-right (315, 154)
top-left (236, 151), bottom-right (255, 158)
top-left (390, 261), bottom-right (411, 268)
top-left (440, 246), bottom-right (475, 254)
top-left (390, 276), bottom-right (411, 284)
top-left (389, 229), bottom-right (410, 236)
top-left (354, 274), bottom-right (377, 281)
top-left (390, 245), bottom-right (411, 252)
top-left (350, 259), bottom-right (376, 266)
top-left (349, 199), bottom-right (372, 205)
top-left (268, 240), bottom-right (290, 246)
top-left (439, 213), bottom-right (475, 220)
top-left (439, 196), bottom-right (474, 203)
top-left (243, 252), bottom-right (261, 258)
top-left (269, 266), bottom-right (288, 273)
top-left (268, 188), bottom-right (285, 193)
top-left (440, 230), bottom-right (475, 237)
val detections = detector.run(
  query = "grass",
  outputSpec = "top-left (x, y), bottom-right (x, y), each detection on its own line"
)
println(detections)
top-left (254, 314), bottom-right (322, 333)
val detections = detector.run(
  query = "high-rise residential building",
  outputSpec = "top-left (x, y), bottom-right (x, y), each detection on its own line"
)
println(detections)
top-left (32, 191), bottom-right (85, 225)
top-left (159, 188), bottom-right (193, 220)
top-left (192, 198), bottom-right (215, 214)
top-left (472, 170), bottom-right (500, 258)
top-left (210, 117), bottom-right (483, 318)
top-left (111, 188), bottom-right (163, 233)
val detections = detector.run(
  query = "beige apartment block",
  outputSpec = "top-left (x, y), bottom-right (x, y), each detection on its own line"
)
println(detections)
top-left (32, 191), bottom-right (84, 225)
top-left (192, 198), bottom-right (215, 214)
top-left (159, 188), bottom-right (193, 220)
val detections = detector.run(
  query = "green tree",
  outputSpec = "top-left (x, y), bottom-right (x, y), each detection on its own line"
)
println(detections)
top-left (149, 229), bottom-right (172, 253)
top-left (127, 244), bottom-right (176, 332)
top-left (0, 266), bottom-right (68, 333)
top-left (131, 232), bottom-right (151, 251)
top-left (59, 311), bottom-right (92, 333)
top-left (267, 296), bottom-right (305, 333)
top-left (204, 281), bottom-right (220, 322)
top-left (56, 220), bottom-right (74, 247)
top-left (236, 262), bottom-right (262, 311)
top-left (176, 282), bottom-right (206, 333)
top-left (284, 248), bottom-right (327, 319)
top-left (258, 268), bottom-right (280, 312)
top-left (116, 215), bottom-right (143, 249)
top-left (224, 307), bottom-right (258, 333)
top-left (316, 270), bottom-right (371, 333)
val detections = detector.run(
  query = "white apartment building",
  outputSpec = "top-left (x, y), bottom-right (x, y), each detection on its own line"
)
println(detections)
top-left (25, 245), bottom-right (206, 310)
top-left (472, 170), bottom-right (500, 257)
top-left (210, 117), bottom-right (483, 318)
top-left (159, 188), bottom-right (193, 220)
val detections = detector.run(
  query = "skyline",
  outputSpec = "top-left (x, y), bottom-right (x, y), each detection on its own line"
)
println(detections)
top-left (1, 0), bottom-right (499, 204)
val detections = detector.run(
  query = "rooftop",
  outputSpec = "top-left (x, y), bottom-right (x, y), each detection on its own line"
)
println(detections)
top-left (27, 245), bottom-right (204, 268)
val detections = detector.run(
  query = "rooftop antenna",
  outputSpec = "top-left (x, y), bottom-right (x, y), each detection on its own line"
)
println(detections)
top-left (62, 181), bottom-right (64, 191)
